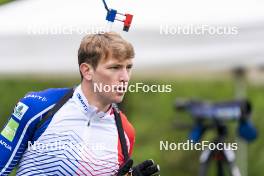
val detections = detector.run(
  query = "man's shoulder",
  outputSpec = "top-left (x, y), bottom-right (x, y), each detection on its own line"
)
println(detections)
top-left (119, 111), bottom-right (136, 156)
top-left (13, 87), bottom-right (72, 121)
top-left (22, 87), bottom-right (71, 105)
top-left (119, 111), bottom-right (135, 136)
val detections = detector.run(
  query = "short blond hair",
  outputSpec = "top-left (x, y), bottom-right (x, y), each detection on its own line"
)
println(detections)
top-left (78, 32), bottom-right (135, 75)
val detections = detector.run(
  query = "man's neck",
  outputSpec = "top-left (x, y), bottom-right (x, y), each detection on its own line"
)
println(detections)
top-left (81, 81), bottom-right (111, 113)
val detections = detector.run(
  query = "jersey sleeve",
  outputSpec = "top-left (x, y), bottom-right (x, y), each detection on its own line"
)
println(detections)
top-left (0, 102), bottom-right (36, 174)
top-left (0, 88), bottom-right (69, 175)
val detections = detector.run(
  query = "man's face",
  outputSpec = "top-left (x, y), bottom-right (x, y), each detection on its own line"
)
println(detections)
top-left (91, 57), bottom-right (133, 104)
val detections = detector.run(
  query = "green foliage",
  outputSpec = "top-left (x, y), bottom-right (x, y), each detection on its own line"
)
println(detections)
top-left (0, 0), bottom-right (14, 5)
top-left (0, 78), bottom-right (263, 176)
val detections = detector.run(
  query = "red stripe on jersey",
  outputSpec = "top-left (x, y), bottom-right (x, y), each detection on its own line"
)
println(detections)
top-left (117, 111), bottom-right (135, 165)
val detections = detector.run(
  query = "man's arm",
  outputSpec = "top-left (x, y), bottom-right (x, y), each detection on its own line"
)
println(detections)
top-left (0, 92), bottom-right (55, 175)
top-left (0, 116), bottom-right (30, 175)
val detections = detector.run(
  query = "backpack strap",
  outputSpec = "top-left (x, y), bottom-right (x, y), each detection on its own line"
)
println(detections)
top-left (35, 88), bottom-right (74, 130)
top-left (112, 103), bottom-right (129, 161)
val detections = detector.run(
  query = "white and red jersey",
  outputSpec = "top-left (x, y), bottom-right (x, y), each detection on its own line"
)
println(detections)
top-left (0, 85), bottom-right (135, 176)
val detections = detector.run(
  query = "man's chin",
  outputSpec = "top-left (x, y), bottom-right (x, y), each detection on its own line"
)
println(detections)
top-left (112, 95), bottom-right (125, 103)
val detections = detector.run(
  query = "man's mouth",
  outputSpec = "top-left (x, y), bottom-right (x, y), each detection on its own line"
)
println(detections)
top-left (114, 85), bottom-right (127, 93)
top-left (116, 86), bottom-right (126, 92)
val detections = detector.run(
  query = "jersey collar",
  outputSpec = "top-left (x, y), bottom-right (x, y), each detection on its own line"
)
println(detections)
top-left (73, 85), bottom-right (112, 119)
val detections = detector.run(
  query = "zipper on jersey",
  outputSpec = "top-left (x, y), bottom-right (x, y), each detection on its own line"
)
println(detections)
top-left (86, 112), bottom-right (106, 127)
top-left (86, 111), bottom-right (96, 127)
top-left (87, 119), bottom-right (91, 126)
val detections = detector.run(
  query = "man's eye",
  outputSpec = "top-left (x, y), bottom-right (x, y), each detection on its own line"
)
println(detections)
top-left (110, 66), bottom-right (119, 69)
top-left (127, 65), bottom-right (133, 69)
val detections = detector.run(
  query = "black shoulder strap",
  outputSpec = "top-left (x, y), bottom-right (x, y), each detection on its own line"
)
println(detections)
top-left (36, 88), bottom-right (74, 130)
top-left (112, 104), bottom-right (130, 161)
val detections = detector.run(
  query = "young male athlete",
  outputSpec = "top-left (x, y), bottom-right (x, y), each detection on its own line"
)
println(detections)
top-left (0, 32), bottom-right (159, 175)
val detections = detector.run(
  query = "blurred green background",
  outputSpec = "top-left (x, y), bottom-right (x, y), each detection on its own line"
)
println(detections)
top-left (0, 0), bottom-right (14, 5)
top-left (0, 77), bottom-right (263, 176)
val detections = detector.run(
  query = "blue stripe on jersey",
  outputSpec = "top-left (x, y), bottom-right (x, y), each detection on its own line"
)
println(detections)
top-left (0, 88), bottom-right (72, 175)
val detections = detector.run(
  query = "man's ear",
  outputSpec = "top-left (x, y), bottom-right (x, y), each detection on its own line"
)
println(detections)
top-left (80, 63), bottom-right (94, 80)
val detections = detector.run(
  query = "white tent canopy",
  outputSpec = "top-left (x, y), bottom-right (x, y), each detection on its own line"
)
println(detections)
top-left (1, 0), bottom-right (264, 33)
top-left (0, 0), bottom-right (264, 74)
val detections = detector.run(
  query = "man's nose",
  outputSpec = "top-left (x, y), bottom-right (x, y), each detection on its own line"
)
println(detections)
top-left (119, 69), bottom-right (130, 82)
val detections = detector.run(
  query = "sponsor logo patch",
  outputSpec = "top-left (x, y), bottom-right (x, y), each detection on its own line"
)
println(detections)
top-left (1, 118), bottom-right (19, 142)
top-left (13, 102), bottom-right (29, 120)
top-left (24, 94), bottom-right (47, 102)
top-left (77, 93), bottom-right (89, 112)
